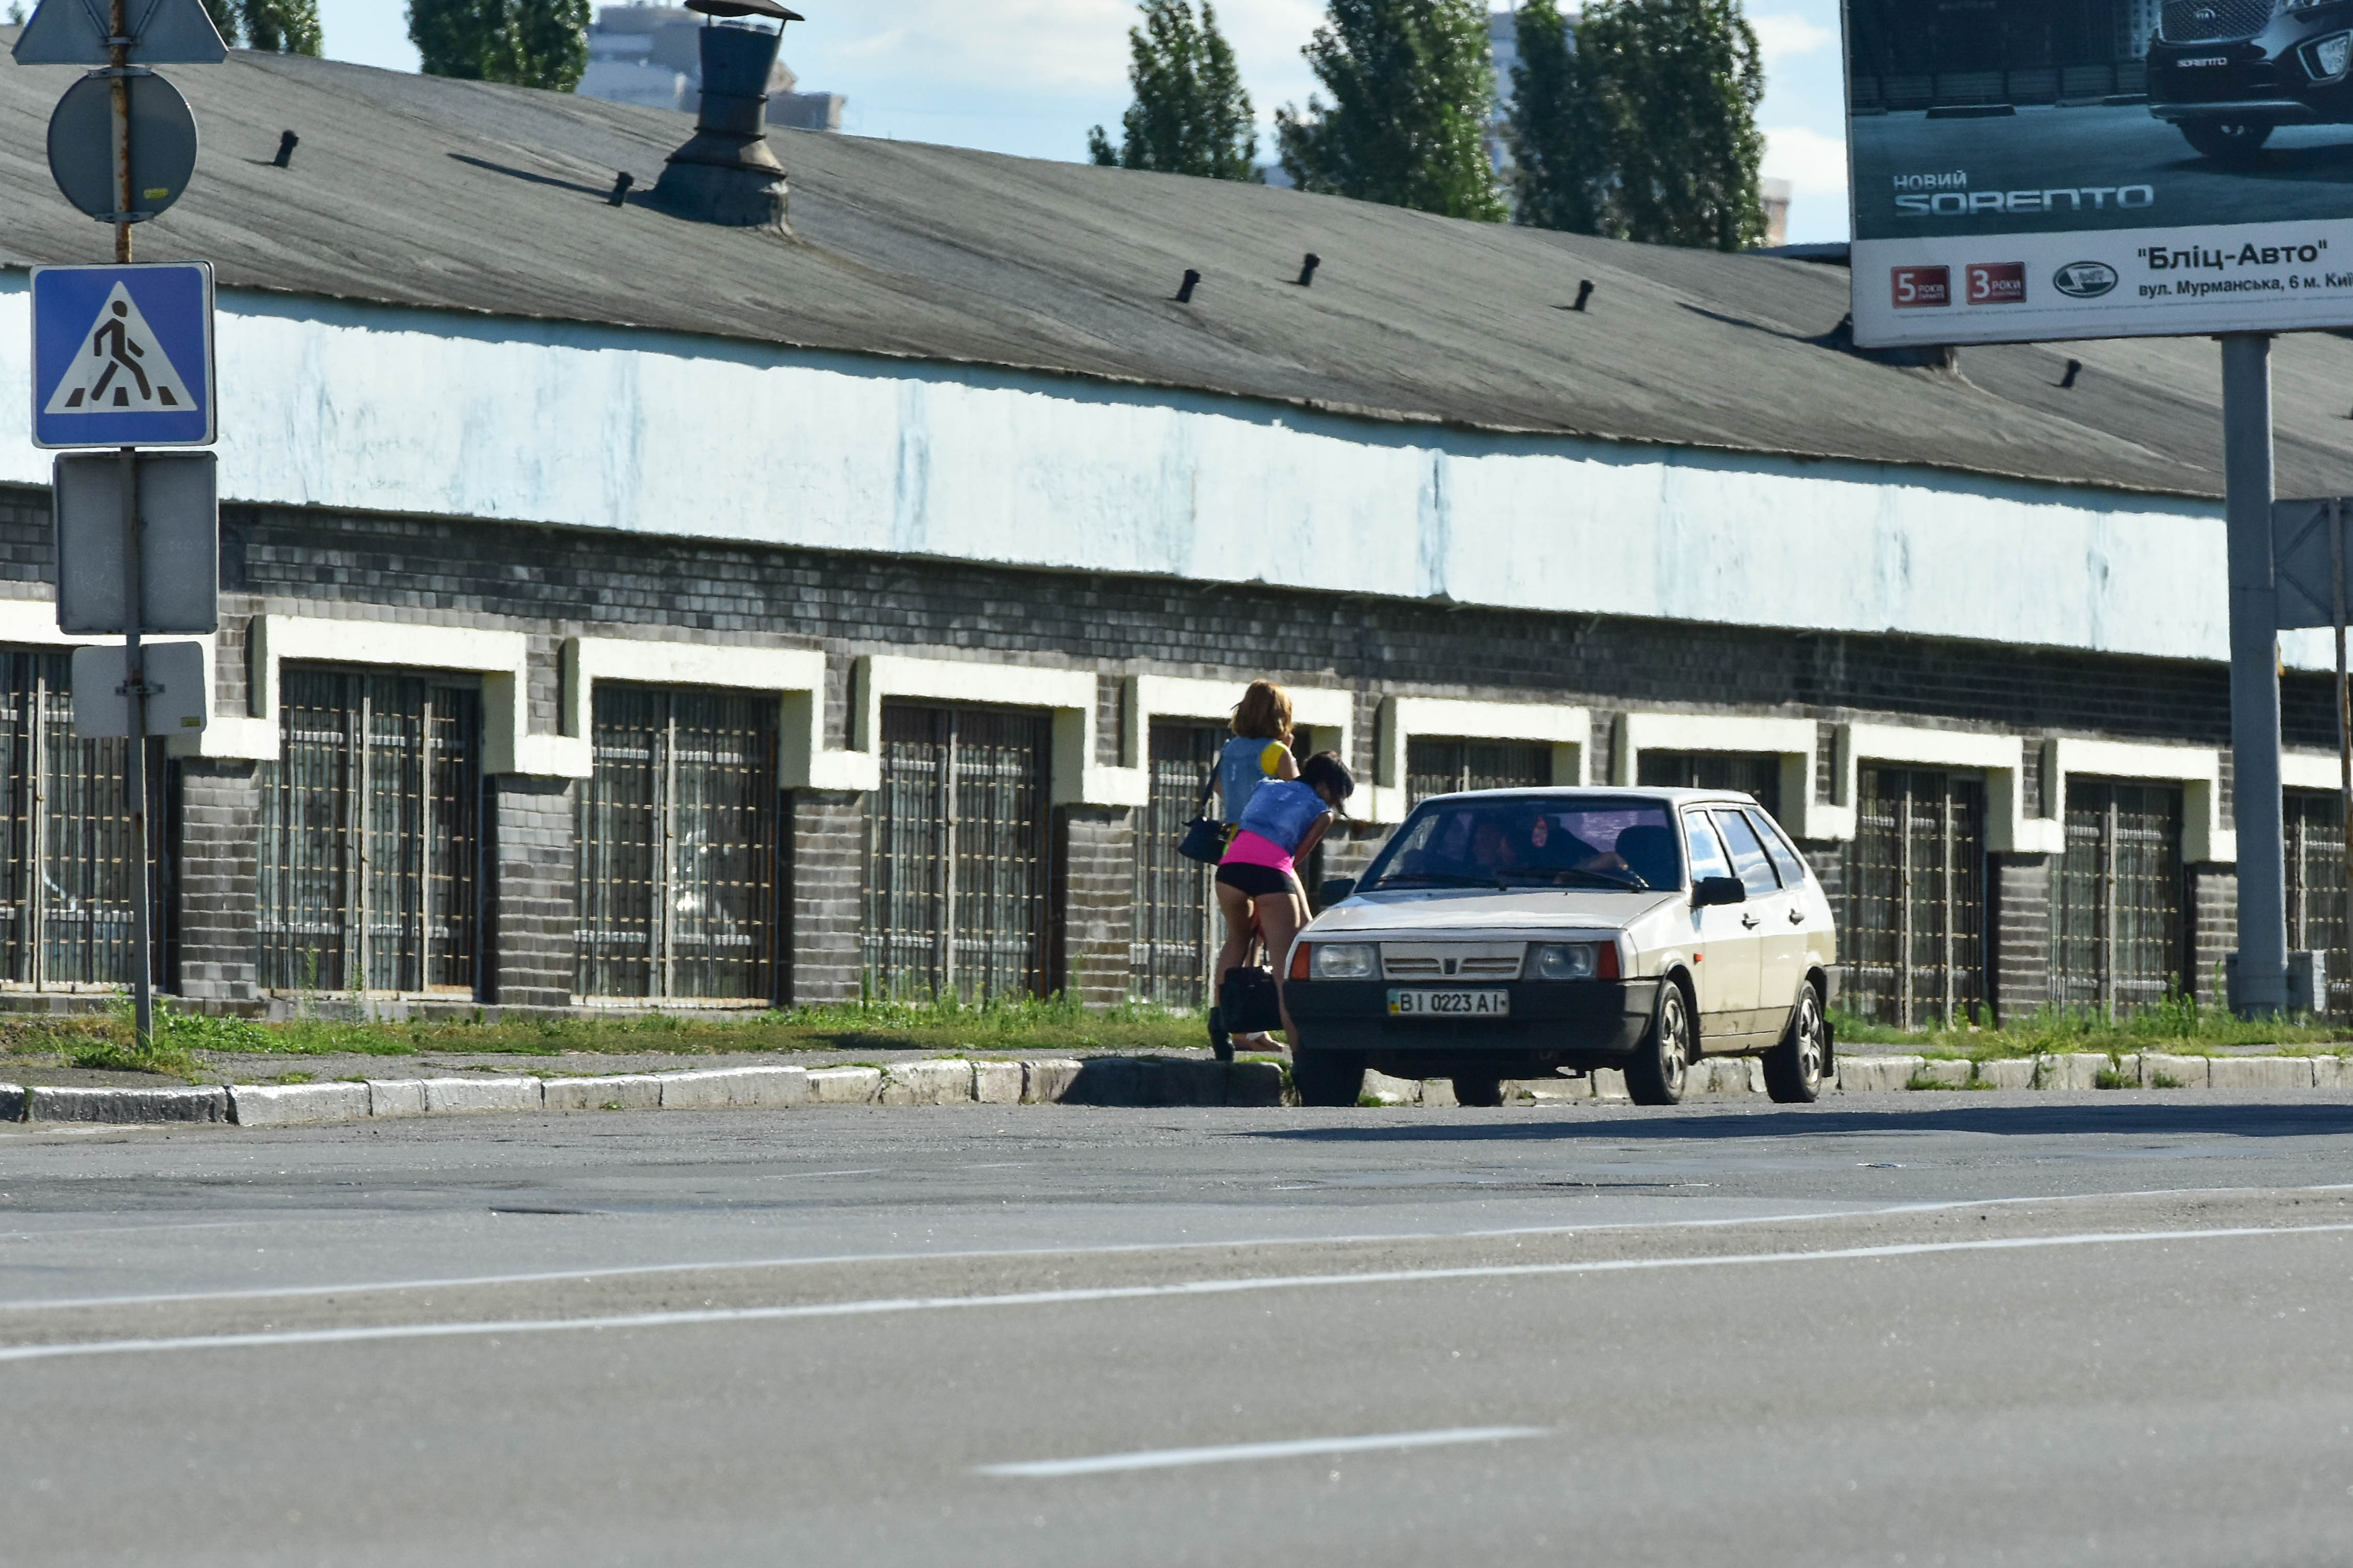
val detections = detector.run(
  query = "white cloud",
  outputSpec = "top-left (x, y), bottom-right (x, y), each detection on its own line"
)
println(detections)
top-left (1762, 122), bottom-right (1848, 196)
top-left (826, 0), bottom-right (1136, 93)
top-left (1749, 11), bottom-right (1836, 64)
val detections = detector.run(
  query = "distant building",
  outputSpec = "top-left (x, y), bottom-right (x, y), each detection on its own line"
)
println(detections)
top-left (578, 4), bottom-right (844, 132)
top-left (1761, 175), bottom-right (1790, 246)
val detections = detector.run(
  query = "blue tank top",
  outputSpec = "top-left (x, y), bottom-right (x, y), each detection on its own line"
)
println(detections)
top-left (1218, 735), bottom-right (1288, 825)
top-left (1236, 779), bottom-right (1329, 855)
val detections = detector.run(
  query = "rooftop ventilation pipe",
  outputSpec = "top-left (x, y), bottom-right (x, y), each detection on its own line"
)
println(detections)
top-left (650, 0), bottom-right (804, 230)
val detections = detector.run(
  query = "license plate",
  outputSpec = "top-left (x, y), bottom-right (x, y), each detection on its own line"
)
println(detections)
top-left (1388, 988), bottom-right (1509, 1018)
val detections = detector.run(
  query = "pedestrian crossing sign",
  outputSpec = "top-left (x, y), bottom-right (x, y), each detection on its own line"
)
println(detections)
top-left (30, 263), bottom-right (214, 448)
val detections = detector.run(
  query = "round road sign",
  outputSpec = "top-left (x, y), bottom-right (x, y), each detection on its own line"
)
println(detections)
top-left (47, 70), bottom-right (199, 224)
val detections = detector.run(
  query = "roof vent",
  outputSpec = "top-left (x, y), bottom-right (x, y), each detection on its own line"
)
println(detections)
top-left (649, 0), bottom-right (804, 231)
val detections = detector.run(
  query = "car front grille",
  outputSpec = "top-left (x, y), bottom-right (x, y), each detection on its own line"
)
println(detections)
top-left (2159, 0), bottom-right (2272, 44)
top-left (1380, 943), bottom-right (1525, 982)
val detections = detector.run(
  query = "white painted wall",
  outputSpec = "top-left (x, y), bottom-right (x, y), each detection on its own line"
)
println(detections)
top-left (1, 275), bottom-right (2297, 668)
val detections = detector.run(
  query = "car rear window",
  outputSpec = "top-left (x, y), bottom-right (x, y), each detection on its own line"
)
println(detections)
top-left (1360, 797), bottom-right (1682, 892)
top-left (1683, 812), bottom-right (1733, 883)
top-left (1746, 808), bottom-right (1809, 886)
top-left (1711, 808), bottom-right (1781, 898)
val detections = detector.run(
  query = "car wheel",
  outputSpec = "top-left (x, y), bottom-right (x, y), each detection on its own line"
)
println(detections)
top-left (1293, 1051), bottom-right (1366, 1107)
top-left (1764, 980), bottom-right (1827, 1104)
top-left (1626, 980), bottom-right (1692, 1106)
top-left (1451, 1075), bottom-right (1505, 1108)
top-left (1207, 1006), bottom-right (1234, 1064)
top-left (2178, 119), bottom-right (2272, 163)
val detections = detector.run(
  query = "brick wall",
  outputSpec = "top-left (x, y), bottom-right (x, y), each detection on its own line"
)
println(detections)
top-left (2189, 865), bottom-right (2237, 1004)
top-left (488, 778), bottom-right (576, 1008)
top-left (1051, 806), bottom-right (1134, 1007)
top-left (1990, 855), bottom-right (2052, 1021)
top-left (786, 791), bottom-right (864, 1004)
top-left (164, 491), bottom-right (2346, 752)
top-left (174, 762), bottom-right (259, 1001)
top-left (0, 484), bottom-right (2320, 1014)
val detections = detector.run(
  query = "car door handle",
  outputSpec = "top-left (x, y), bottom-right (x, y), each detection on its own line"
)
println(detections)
top-left (1787, 908), bottom-right (1805, 924)
top-left (1740, 913), bottom-right (1761, 929)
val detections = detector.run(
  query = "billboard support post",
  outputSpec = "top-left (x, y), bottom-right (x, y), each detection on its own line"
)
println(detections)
top-left (2224, 332), bottom-right (2288, 1018)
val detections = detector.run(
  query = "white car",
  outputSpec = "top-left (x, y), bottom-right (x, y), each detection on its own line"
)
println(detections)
top-left (1282, 787), bottom-right (1837, 1108)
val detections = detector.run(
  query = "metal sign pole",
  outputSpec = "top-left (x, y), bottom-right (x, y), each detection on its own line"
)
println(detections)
top-left (107, 0), bottom-right (129, 265)
top-left (110, 0), bottom-right (149, 1048)
top-left (118, 449), bottom-right (151, 1050)
top-left (2224, 333), bottom-right (2288, 1017)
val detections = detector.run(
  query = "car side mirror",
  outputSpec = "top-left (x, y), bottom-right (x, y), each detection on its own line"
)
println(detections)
top-left (1691, 875), bottom-right (1746, 908)
top-left (1318, 878), bottom-right (1357, 907)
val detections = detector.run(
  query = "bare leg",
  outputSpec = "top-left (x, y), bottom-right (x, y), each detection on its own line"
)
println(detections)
top-left (1214, 879), bottom-right (1255, 988)
top-left (1255, 890), bottom-right (1306, 1044)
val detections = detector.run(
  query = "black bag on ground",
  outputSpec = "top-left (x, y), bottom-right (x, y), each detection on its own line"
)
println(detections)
top-left (1176, 768), bottom-right (1229, 864)
top-left (1218, 966), bottom-right (1284, 1035)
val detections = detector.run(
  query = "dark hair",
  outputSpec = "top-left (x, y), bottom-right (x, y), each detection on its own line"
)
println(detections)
top-left (1300, 750), bottom-right (1355, 806)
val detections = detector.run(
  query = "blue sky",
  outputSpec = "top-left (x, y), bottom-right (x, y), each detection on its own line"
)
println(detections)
top-left (318, 0), bottom-right (1851, 242)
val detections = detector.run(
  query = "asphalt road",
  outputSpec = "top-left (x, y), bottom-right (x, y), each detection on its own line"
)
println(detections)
top-left (5, 1091), bottom-right (2353, 1566)
top-left (1851, 103), bottom-right (2353, 238)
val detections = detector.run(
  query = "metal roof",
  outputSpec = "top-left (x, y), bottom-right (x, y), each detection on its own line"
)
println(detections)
top-left (5, 40), bottom-right (2352, 500)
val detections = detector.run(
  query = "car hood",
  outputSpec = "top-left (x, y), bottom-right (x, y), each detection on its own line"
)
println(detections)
top-left (1312, 887), bottom-right (1679, 935)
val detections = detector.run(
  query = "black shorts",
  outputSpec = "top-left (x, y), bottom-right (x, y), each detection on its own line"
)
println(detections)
top-left (1216, 862), bottom-right (1294, 899)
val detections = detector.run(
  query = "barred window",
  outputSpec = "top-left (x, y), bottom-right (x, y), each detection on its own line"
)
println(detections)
top-left (258, 667), bottom-right (480, 996)
top-left (577, 683), bottom-right (779, 1002)
top-left (1636, 750), bottom-right (1782, 819)
top-left (1405, 737), bottom-right (1550, 806)
top-left (2052, 779), bottom-right (2185, 1016)
top-left (1839, 767), bottom-right (1986, 1028)
top-left (1132, 720), bottom-right (1222, 1007)
top-left (0, 651), bottom-right (163, 989)
top-left (863, 703), bottom-right (1050, 1002)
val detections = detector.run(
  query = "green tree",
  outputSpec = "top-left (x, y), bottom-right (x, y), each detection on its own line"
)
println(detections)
top-left (202, 0), bottom-right (238, 40)
top-left (1088, 1), bottom-right (1260, 181)
top-left (408, 0), bottom-right (590, 91)
top-left (239, 0), bottom-right (322, 54)
top-left (1505, 0), bottom-right (1613, 235)
top-left (1274, 0), bottom-right (1504, 222)
top-left (1573, 0), bottom-right (1765, 250)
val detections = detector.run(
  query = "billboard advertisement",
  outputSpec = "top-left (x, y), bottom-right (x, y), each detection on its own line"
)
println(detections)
top-left (1846, 0), bottom-right (2353, 345)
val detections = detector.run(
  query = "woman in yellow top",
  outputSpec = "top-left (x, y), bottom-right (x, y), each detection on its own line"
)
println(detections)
top-left (1216, 680), bottom-right (1299, 829)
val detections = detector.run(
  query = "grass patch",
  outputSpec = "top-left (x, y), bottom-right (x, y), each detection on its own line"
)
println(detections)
top-left (1829, 986), bottom-right (2353, 1063)
top-left (5, 991), bottom-right (1212, 1064)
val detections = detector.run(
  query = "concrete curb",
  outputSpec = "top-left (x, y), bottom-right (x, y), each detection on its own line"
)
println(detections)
top-left (3, 1049), bottom-right (2348, 1127)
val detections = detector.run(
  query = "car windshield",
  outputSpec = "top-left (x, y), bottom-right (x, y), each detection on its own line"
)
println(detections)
top-left (1359, 797), bottom-right (1682, 893)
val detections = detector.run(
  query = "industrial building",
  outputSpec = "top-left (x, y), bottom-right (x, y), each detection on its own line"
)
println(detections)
top-left (1, 39), bottom-right (2350, 1025)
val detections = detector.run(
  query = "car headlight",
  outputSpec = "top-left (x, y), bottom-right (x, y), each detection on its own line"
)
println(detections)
top-left (1527, 942), bottom-right (1600, 981)
top-left (1308, 942), bottom-right (1378, 980)
top-left (2314, 32), bottom-right (2353, 78)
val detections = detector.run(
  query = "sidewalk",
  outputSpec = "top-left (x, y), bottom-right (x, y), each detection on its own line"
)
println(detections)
top-left (6, 1050), bottom-right (2351, 1125)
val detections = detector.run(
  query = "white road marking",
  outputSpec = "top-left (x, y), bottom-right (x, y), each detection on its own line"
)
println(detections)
top-left (1, 1184), bottom-right (2343, 1314)
top-left (1, 1219), bottom-right (2347, 1365)
top-left (977, 1426), bottom-right (1548, 1478)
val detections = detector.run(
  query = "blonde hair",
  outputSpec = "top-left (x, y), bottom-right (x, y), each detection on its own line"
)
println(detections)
top-left (1231, 680), bottom-right (1293, 742)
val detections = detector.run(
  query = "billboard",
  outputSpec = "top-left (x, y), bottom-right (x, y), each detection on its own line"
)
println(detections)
top-left (1846, 0), bottom-right (2353, 345)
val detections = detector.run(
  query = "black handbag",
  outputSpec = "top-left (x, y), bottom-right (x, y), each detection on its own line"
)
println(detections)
top-left (1218, 965), bottom-right (1285, 1035)
top-left (1176, 767), bottom-right (1230, 864)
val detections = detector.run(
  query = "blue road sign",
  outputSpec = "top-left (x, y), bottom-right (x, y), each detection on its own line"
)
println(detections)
top-left (30, 263), bottom-right (215, 449)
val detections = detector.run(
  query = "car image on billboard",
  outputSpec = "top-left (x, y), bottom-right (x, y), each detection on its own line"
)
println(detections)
top-left (1845, 0), bottom-right (2353, 345)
